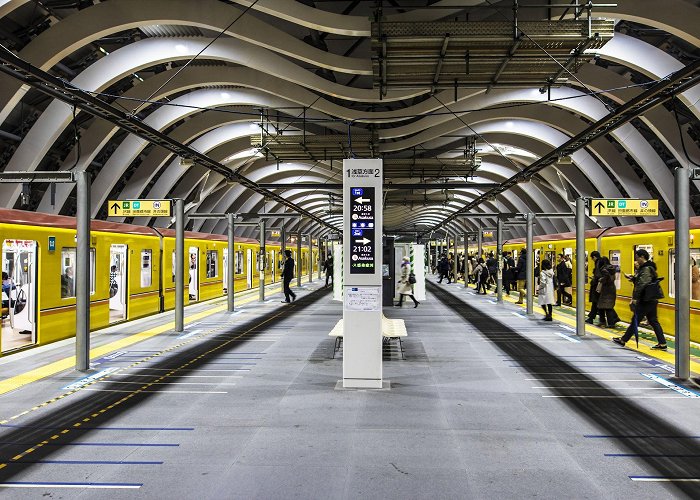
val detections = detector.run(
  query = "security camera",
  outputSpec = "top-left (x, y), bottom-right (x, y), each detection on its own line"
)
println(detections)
top-left (179, 158), bottom-right (194, 168)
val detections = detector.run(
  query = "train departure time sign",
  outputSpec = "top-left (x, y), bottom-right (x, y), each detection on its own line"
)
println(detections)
top-left (590, 198), bottom-right (658, 217)
top-left (108, 199), bottom-right (172, 217)
top-left (349, 187), bottom-right (376, 274)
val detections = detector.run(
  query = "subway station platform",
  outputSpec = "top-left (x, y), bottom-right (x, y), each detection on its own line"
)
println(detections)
top-left (0, 278), bottom-right (699, 499)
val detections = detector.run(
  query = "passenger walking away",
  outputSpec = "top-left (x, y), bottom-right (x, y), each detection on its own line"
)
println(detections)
top-left (437, 254), bottom-right (450, 283)
top-left (395, 256), bottom-right (419, 307)
top-left (514, 249), bottom-right (527, 304)
top-left (323, 254), bottom-right (334, 288)
top-left (281, 249), bottom-right (297, 303)
top-left (486, 252), bottom-right (497, 288)
top-left (586, 251), bottom-right (601, 324)
top-left (537, 259), bottom-right (555, 321)
top-left (555, 253), bottom-right (572, 306)
top-left (613, 248), bottom-right (666, 350)
top-left (596, 256), bottom-right (619, 327)
top-left (474, 258), bottom-right (489, 294)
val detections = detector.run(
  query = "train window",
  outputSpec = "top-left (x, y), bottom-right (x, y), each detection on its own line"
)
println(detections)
top-left (609, 250), bottom-right (621, 290)
top-left (633, 244), bottom-right (653, 263)
top-left (171, 251), bottom-right (176, 283)
top-left (206, 250), bottom-right (218, 278)
top-left (60, 248), bottom-right (96, 297)
top-left (235, 251), bottom-right (243, 274)
top-left (668, 249), bottom-right (700, 300)
top-left (141, 250), bottom-right (152, 288)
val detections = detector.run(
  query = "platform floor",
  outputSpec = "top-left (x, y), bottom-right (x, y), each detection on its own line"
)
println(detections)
top-left (0, 278), bottom-right (699, 498)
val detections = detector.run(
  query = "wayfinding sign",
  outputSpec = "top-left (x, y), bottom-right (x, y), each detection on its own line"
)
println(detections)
top-left (108, 200), bottom-right (172, 217)
top-left (590, 198), bottom-right (658, 217)
top-left (349, 186), bottom-right (376, 274)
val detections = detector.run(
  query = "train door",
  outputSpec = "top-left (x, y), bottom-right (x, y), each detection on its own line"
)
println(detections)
top-left (109, 244), bottom-right (127, 323)
top-left (2, 239), bottom-right (37, 352)
top-left (246, 249), bottom-right (253, 288)
top-left (223, 249), bottom-right (228, 294)
top-left (188, 247), bottom-right (199, 301)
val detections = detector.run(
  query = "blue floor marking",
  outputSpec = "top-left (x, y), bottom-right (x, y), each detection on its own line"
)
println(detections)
top-left (0, 441), bottom-right (179, 447)
top-left (0, 424), bottom-right (193, 431)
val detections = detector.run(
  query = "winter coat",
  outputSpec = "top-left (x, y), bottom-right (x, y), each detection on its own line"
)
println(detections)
top-left (632, 260), bottom-right (658, 302)
top-left (589, 259), bottom-right (602, 302)
top-left (692, 264), bottom-right (700, 301)
top-left (323, 258), bottom-right (334, 276)
top-left (397, 263), bottom-right (413, 294)
top-left (486, 257), bottom-right (497, 275)
top-left (597, 264), bottom-right (617, 310)
top-left (283, 256), bottom-right (295, 281)
top-left (555, 260), bottom-right (572, 287)
top-left (515, 254), bottom-right (527, 281)
top-left (537, 269), bottom-right (555, 305)
top-left (438, 258), bottom-right (449, 274)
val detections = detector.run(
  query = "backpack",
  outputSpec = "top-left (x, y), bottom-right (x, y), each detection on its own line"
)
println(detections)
top-left (479, 265), bottom-right (489, 283)
top-left (408, 272), bottom-right (416, 284)
top-left (642, 276), bottom-right (665, 301)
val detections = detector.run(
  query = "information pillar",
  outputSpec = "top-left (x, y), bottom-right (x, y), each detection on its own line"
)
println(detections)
top-left (343, 159), bottom-right (383, 388)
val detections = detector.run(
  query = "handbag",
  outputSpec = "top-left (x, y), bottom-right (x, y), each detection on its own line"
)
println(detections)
top-left (408, 272), bottom-right (416, 284)
top-left (595, 281), bottom-right (603, 294)
top-left (14, 288), bottom-right (26, 315)
top-left (642, 277), bottom-right (665, 301)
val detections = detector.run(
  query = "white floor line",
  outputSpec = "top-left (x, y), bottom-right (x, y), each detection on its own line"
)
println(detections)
top-left (552, 331), bottom-right (581, 343)
top-left (524, 378), bottom-right (659, 382)
top-left (542, 395), bottom-right (686, 399)
top-left (642, 374), bottom-right (700, 398)
top-left (82, 388), bottom-right (227, 394)
top-left (96, 380), bottom-right (238, 386)
top-left (0, 484), bottom-right (141, 489)
top-left (532, 386), bottom-right (671, 390)
top-left (112, 374), bottom-right (243, 378)
top-left (120, 368), bottom-right (248, 372)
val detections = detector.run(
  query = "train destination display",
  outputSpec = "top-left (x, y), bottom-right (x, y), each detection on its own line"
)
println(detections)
top-left (349, 186), bottom-right (376, 274)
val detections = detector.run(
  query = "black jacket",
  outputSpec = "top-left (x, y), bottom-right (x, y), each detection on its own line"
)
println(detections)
top-left (323, 258), bottom-right (333, 275)
top-left (555, 261), bottom-right (572, 287)
top-left (515, 254), bottom-right (527, 280)
top-left (283, 257), bottom-right (295, 281)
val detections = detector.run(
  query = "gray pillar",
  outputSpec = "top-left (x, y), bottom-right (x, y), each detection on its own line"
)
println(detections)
top-left (452, 233), bottom-right (458, 279)
top-left (175, 199), bottom-right (185, 332)
top-left (281, 225), bottom-right (286, 283)
top-left (297, 233), bottom-right (302, 287)
top-left (496, 217), bottom-right (503, 302)
top-left (463, 232), bottom-right (469, 288)
top-left (526, 213), bottom-right (534, 316)
top-left (308, 234), bottom-right (313, 283)
top-left (477, 226), bottom-right (483, 260)
top-left (227, 213), bottom-right (235, 313)
top-left (675, 167), bottom-right (690, 379)
top-left (575, 198), bottom-right (586, 336)
top-left (75, 170), bottom-right (91, 371)
top-left (259, 220), bottom-right (266, 302)
top-left (318, 237), bottom-right (323, 279)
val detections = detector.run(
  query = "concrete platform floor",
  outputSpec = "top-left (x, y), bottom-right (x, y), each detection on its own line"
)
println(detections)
top-left (0, 278), bottom-right (699, 499)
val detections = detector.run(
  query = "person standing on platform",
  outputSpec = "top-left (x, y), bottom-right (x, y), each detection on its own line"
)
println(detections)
top-left (474, 258), bottom-right (489, 294)
top-left (613, 248), bottom-right (667, 350)
top-left (438, 254), bottom-right (450, 283)
top-left (486, 252), bottom-right (497, 289)
top-left (514, 250), bottom-right (527, 304)
top-left (537, 259), bottom-right (555, 321)
top-left (323, 254), bottom-right (334, 289)
top-left (596, 256), bottom-right (620, 327)
top-left (281, 249), bottom-right (297, 303)
top-left (555, 254), bottom-right (572, 306)
top-left (692, 258), bottom-right (700, 301)
top-left (395, 256), bottom-right (419, 308)
top-left (586, 251), bottom-right (601, 324)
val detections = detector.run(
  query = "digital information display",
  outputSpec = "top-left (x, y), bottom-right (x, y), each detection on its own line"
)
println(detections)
top-left (348, 186), bottom-right (375, 274)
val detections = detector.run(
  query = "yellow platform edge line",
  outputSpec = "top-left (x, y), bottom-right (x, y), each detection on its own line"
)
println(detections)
top-left (0, 285), bottom-right (283, 396)
top-left (494, 290), bottom-right (700, 377)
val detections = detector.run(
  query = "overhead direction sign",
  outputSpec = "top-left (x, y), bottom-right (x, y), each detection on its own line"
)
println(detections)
top-left (108, 199), bottom-right (172, 217)
top-left (590, 199), bottom-right (658, 217)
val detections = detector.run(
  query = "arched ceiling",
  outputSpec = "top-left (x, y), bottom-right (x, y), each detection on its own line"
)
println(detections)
top-left (0, 0), bottom-right (698, 240)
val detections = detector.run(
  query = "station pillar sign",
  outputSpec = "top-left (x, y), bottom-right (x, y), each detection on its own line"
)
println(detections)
top-left (343, 159), bottom-right (383, 389)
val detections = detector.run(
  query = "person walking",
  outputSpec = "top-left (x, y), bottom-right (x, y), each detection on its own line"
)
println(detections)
top-left (555, 254), bottom-right (572, 306)
top-left (323, 254), bottom-right (334, 288)
top-left (613, 248), bottom-right (667, 350)
top-left (281, 249), bottom-right (297, 303)
top-left (395, 256), bottom-right (419, 307)
top-left (537, 259), bottom-right (555, 321)
top-left (514, 250), bottom-right (527, 304)
top-left (437, 254), bottom-right (450, 283)
top-left (586, 251), bottom-right (601, 324)
top-left (474, 258), bottom-right (489, 294)
top-left (596, 256), bottom-right (620, 327)
top-left (486, 252), bottom-right (497, 289)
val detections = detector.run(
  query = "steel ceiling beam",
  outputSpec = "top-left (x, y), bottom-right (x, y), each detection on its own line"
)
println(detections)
top-left (428, 58), bottom-right (700, 233)
top-left (256, 182), bottom-right (501, 190)
top-left (0, 49), bottom-right (335, 230)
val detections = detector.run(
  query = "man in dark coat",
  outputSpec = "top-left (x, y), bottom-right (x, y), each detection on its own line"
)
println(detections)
top-left (555, 254), bottom-right (572, 306)
top-left (282, 249), bottom-right (296, 303)
top-left (586, 251), bottom-right (601, 323)
top-left (514, 250), bottom-right (527, 304)
top-left (323, 254), bottom-right (334, 288)
top-left (437, 254), bottom-right (450, 283)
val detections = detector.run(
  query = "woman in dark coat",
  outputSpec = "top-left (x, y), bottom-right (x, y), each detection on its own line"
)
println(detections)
top-left (596, 256), bottom-right (619, 327)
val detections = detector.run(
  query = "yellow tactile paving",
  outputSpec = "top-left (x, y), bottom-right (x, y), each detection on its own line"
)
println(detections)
top-left (0, 284), bottom-right (284, 396)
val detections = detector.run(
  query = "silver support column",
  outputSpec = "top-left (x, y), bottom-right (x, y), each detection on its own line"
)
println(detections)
top-left (175, 199), bottom-right (185, 333)
top-left (477, 225), bottom-right (483, 260)
top-left (259, 220), bottom-right (266, 302)
top-left (297, 233), bottom-right (302, 288)
top-left (575, 198), bottom-right (586, 336)
top-left (227, 213), bottom-right (235, 313)
top-left (496, 217), bottom-right (503, 302)
top-left (75, 170), bottom-right (91, 371)
top-left (675, 167), bottom-right (690, 379)
top-left (525, 213), bottom-right (534, 316)
top-left (308, 234), bottom-right (313, 283)
top-left (463, 232), bottom-right (469, 288)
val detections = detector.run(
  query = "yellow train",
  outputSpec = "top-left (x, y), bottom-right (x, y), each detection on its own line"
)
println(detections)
top-left (474, 217), bottom-right (700, 343)
top-left (0, 208), bottom-right (319, 356)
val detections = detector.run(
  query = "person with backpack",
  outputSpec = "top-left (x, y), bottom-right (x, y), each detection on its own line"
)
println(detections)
top-left (395, 256), bottom-right (419, 307)
top-left (473, 258), bottom-right (489, 294)
top-left (486, 252), bottom-right (497, 289)
top-left (596, 256), bottom-right (620, 327)
top-left (437, 254), bottom-right (450, 284)
top-left (613, 248), bottom-right (666, 350)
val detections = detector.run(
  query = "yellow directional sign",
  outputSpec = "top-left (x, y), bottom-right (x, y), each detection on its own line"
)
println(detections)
top-left (108, 200), bottom-right (171, 217)
top-left (590, 198), bottom-right (658, 217)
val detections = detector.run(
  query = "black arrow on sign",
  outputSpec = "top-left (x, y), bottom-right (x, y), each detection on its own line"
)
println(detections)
top-left (110, 202), bottom-right (120, 215)
top-left (594, 201), bottom-right (605, 214)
